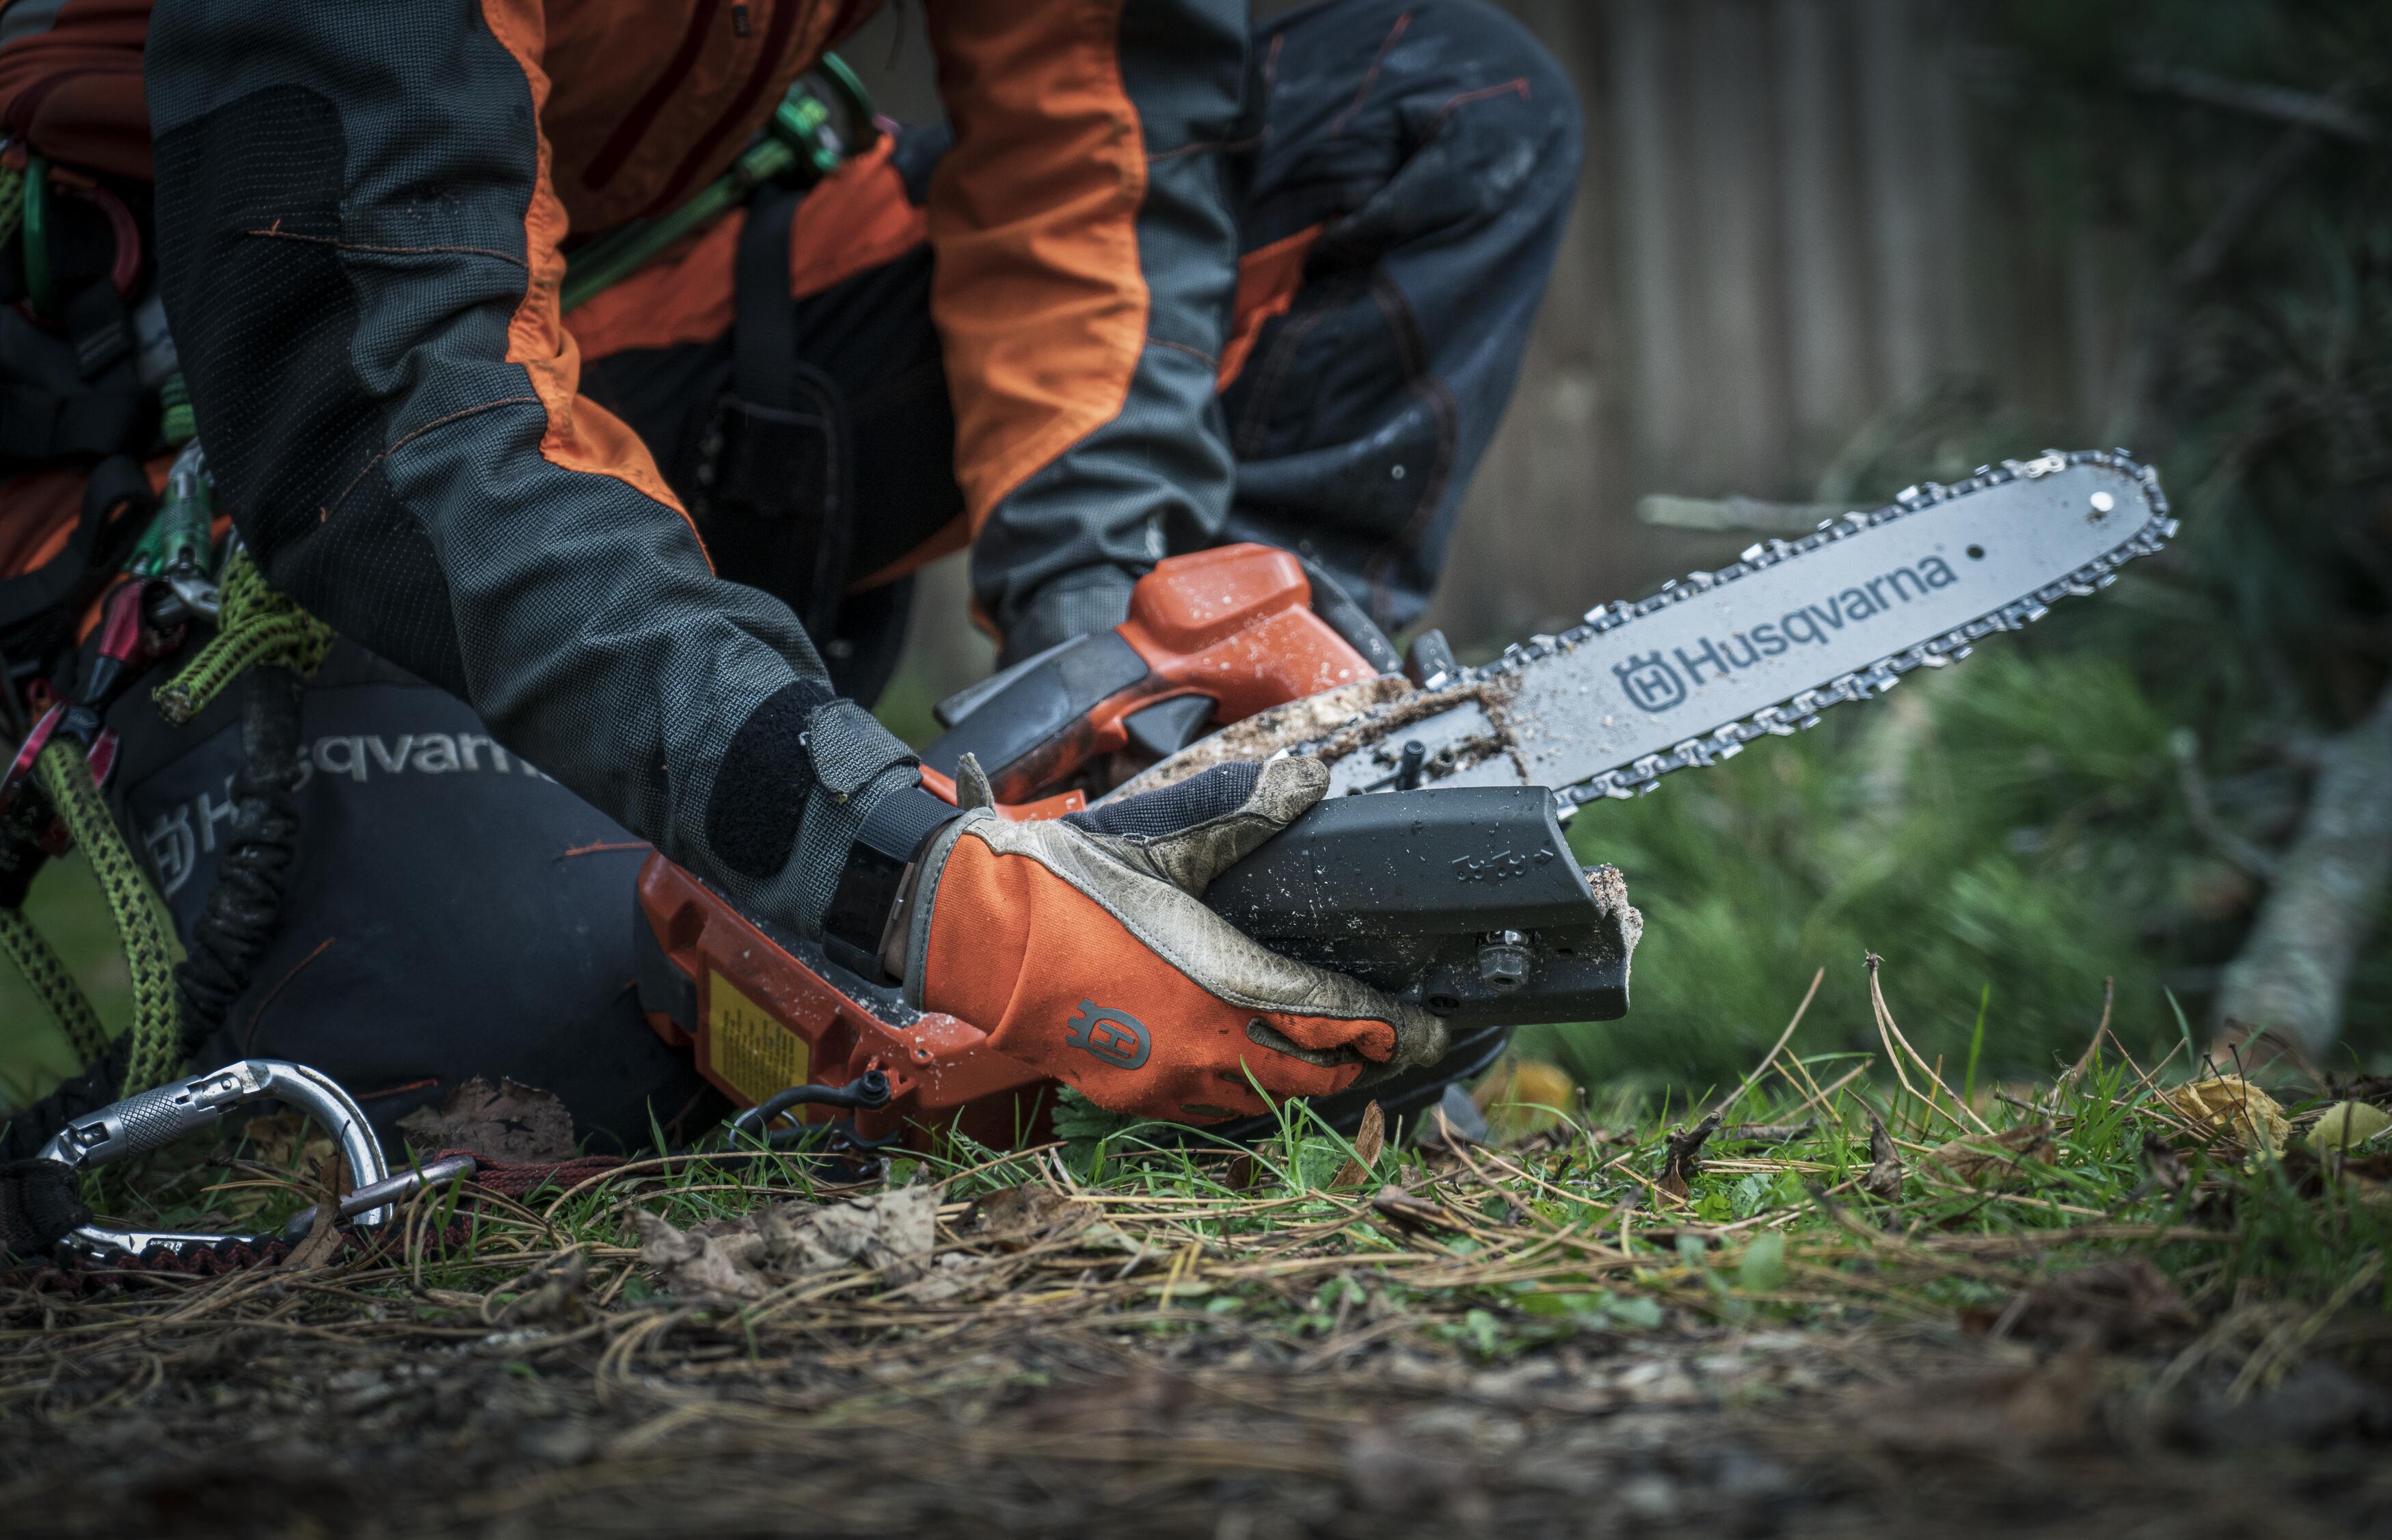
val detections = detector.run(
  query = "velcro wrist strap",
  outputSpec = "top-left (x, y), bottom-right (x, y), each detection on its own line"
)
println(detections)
top-left (787, 701), bottom-right (922, 935)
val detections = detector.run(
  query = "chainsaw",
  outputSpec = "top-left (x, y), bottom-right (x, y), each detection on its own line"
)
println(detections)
top-left (632, 450), bottom-right (2174, 1149)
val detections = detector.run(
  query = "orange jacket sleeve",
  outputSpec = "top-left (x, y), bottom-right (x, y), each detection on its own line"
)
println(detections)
top-left (923, 0), bottom-right (1252, 659)
top-left (144, 0), bottom-right (917, 928)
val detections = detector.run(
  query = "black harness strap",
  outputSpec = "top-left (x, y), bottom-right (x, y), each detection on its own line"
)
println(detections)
top-left (695, 187), bottom-right (855, 640)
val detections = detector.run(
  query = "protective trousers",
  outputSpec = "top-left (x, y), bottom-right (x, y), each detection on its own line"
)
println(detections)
top-left (96, 0), bottom-right (1578, 1147)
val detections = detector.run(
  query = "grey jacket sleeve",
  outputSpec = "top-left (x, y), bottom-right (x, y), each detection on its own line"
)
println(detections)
top-left (144, 0), bottom-right (913, 928)
top-left (924, 0), bottom-right (1252, 662)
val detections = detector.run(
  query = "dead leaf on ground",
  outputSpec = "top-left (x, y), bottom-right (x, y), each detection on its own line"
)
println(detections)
top-left (1859, 1110), bottom-right (1904, 1200)
top-left (1472, 1057), bottom-right (1576, 1144)
top-left (632, 1211), bottom-right (770, 1307)
top-left (1965, 1258), bottom-right (2197, 1349)
top-left (278, 1153), bottom-right (347, 1271)
top-left (396, 1077), bottom-right (577, 1165)
top-left (966, 1185), bottom-right (1090, 1249)
top-left (1922, 1124), bottom-right (2058, 1189)
top-left (2160, 1075), bottom-right (2289, 1157)
top-left (1328, 1103), bottom-right (1387, 1190)
top-left (2307, 1100), bottom-right (2392, 1158)
top-left (633, 1185), bottom-right (947, 1308)
top-left (1655, 1111), bottom-right (1723, 1202)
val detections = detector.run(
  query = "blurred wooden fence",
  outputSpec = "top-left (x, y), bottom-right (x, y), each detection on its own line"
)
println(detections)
top-left (1431, 0), bottom-right (2123, 645)
top-left (861, 0), bottom-right (2129, 687)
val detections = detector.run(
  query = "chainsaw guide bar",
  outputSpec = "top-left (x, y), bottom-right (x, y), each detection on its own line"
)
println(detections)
top-left (1114, 450), bottom-right (2175, 814)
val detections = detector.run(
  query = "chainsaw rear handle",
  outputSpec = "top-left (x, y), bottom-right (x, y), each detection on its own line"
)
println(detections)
top-left (634, 782), bottom-right (1636, 1149)
top-left (920, 545), bottom-right (1400, 803)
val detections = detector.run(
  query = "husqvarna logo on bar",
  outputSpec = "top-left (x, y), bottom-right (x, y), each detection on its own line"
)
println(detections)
top-left (1613, 556), bottom-right (1963, 716)
top-left (1065, 1001), bottom-right (1151, 1070)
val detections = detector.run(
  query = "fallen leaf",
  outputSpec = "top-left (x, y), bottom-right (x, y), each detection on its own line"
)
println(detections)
top-left (967, 1185), bottom-right (1087, 1249)
top-left (279, 1153), bottom-right (347, 1271)
top-left (1922, 1124), bottom-right (2057, 1188)
top-left (2308, 1100), bottom-right (2392, 1158)
top-left (1472, 1057), bottom-right (1575, 1144)
top-left (397, 1077), bottom-right (577, 1165)
top-left (2161, 1075), bottom-right (2289, 1157)
top-left (631, 1210), bottom-right (769, 1308)
top-left (757, 1184), bottom-right (941, 1284)
top-left (1859, 1111), bottom-right (1904, 1200)
top-left (1655, 1112), bottom-right (1723, 1202)
top-left (1328, 1102), bottom-right (1386, 1190)
top-left (632, 1185), bottom-right (948, 1308)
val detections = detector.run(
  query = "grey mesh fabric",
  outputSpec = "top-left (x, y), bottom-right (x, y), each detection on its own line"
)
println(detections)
top-left (965, 0), bottom-right (1251, 663)
top-left (142, 0), bottom-right (856, 926)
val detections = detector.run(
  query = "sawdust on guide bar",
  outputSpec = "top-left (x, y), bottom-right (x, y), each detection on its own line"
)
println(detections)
top-left (2, 962), bottom-right (2389, 1537)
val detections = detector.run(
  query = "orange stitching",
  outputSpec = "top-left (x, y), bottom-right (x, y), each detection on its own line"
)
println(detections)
top-left (245, 223), bottom-right (529, 269)
top-left (243, 935), bottom-right (336, 1050)
top-left (1329, 12), bottom-right (1412, 137)
top-left (320, 396), bottom-right (540, 519)
top-left (1424, 79), bottom-right (1531, 138)
top-left (1151, 338), bottom-right (1220, 367)
top-left (561, 839), bottom-right (651, 859)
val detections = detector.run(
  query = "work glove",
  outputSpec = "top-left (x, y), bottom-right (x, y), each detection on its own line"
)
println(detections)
top-left (898, 755), bottom-right (1448, 1122)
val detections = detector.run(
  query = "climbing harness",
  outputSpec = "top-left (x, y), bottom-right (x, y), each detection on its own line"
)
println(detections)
top-left (559, 59), bottom-right (877, 313)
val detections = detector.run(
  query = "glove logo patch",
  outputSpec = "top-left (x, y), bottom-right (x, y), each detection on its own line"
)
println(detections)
top-left (1064, 1001), bottom-right (1151, 1070)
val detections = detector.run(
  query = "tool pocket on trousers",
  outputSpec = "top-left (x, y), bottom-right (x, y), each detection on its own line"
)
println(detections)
top-left (694, 360), bottom-right (856, 638)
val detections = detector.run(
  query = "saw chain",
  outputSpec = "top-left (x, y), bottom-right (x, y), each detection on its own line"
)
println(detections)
top-left (1119, 450), bottom-right (2175, 813)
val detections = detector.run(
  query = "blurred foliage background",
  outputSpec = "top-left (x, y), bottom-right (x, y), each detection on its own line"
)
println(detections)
top-left (8, 0), bottom-right (2390, 1116)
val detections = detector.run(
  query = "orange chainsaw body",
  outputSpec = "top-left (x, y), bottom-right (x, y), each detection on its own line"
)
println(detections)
top-left (636, 543), bottom-right (1384, 1141)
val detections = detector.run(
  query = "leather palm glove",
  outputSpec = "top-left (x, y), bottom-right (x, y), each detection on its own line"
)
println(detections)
top-left (893, 756), bottom-right (1447, 1122)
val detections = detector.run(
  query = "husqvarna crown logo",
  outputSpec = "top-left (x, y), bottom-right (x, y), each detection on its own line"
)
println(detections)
top-left (1065, 1001), bottom-right (1151, 1070)
top-left (1613, 652), bottom-right (1687, 712)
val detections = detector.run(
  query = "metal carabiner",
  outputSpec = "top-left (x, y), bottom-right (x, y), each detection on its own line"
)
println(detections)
top-left (36, 1058), bottom-right (396, 1265)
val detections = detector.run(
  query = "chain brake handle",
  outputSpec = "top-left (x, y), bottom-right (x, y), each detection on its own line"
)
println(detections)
top-left (917, 544), bottom-right (1399, 806)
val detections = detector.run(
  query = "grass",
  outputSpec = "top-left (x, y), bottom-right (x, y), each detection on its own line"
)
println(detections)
top-left (20, 956), bottom-right (2389, 1370)
top-left (5, 960), bottom-right (2387, 1537)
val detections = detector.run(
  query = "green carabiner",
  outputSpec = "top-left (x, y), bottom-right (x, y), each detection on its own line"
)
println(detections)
top-left (20, 151), bottom-right (55, 318)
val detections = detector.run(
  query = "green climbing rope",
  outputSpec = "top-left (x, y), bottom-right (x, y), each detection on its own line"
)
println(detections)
top-left (0, 906), bottom-right (109, 1066)
top-left (32, 740), bottom-right (178, 1096)
top-left (153, 550), bottom-right (335, 726)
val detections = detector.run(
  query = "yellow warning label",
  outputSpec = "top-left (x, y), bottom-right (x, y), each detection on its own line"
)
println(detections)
top-left (707, 971), bottom-right (810, 1107)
